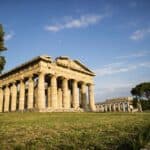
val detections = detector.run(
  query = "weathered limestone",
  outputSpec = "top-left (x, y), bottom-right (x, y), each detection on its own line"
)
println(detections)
top-left (122, 103), bottom-right (126, 112)
top-left (0, 55), bottom-right (96, 112)
top-left (47, 87), bottom-right (51, 107)
top-left (109, 104), bottom-right (111, 112)
top-left (62, 78), bottom-right (69, 109)
top-left (0, 87), bottom-right (3, 112)
top-left (88, 84), bottom-right (96, 111)
top-left (19, 80), bottom-right (25, 110)
top-left (37, 72), bottom-right (45, 109)
top-left (51, 75), bottom-right (57, 109)
top-left (72, 80), bottom-right (79, 109)
top-left (28, 77), bottom-right (34, 109)
top-left (4, 85), bottom-right (10, 112)
top-left (57, 88), bottom-right (62, 108)
top-left (11, 82), bottom-right (17, 111)
top-left (81, 83), bottom-right (87, 109)
top-left (96, 97), bottom-right (134, 112)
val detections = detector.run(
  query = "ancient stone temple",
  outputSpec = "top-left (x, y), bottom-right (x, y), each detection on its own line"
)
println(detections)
top-left (0, 55), bottom-right (96, 112)
top-left (96, 97), bottom-right (134, 112)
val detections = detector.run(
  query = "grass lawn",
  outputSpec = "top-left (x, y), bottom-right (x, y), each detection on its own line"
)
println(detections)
top-left (0, 112), bottom-right (149, 150)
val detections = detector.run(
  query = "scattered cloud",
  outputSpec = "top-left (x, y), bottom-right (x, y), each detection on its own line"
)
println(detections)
top-left (130, 28), bottom-right (150, 40)
top-left (116, 50), bottom-right (150, 59)
top-left (4, 31), bottom-right (14, 41)
top-left (45, 14), bottom-right (107, 32)
top-left (94, 61), bottom-right (150, 77)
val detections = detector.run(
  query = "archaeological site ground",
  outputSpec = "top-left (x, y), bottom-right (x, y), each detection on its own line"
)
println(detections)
top-left (0, 112), bottom-right (149, 150)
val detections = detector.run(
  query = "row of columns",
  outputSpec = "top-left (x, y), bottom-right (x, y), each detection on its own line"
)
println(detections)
top-left (96, 102), bottom-right (131, 112)
top-left (0, 73), bottom-right (96, 112)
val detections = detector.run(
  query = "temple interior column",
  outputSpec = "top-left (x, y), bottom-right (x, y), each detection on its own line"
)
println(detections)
top-left (11, 82), bottom-right (17, 111)
top-left (88, 84), bottom-right (96, 111)
top-left (0, 87), bottom-right (4, 112)
top-left (47, 87), bottom-right (51, 107)
top-left (51, 75), bottom-right (57, 109)
top-left (4, 85), bottom-right (10, 112)
top-left (72, 80), bottom-right (79, 109)
top-left (62, 78), bottom-right (69, 109)
top-left (28, 76), bottom-right (34, 109)
top-left (19, 79), bottom-right (25, 111)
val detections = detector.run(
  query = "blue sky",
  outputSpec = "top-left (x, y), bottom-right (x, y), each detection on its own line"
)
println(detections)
top-left (1, 0), bottom-right (150, 102)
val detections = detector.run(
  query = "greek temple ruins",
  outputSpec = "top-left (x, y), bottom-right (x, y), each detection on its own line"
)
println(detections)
top-left (96, 97), bottom-right (135, 112)
top-left (0, 55), bottom-right (96, 112)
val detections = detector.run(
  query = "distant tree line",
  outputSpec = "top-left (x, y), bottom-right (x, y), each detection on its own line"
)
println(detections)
top-left (0, 24), bottom-right (7, 73)
top-left (131, 82), bottom-right (150, 111)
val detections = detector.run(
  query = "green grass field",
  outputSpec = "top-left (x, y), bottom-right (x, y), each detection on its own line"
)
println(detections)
top-left (0, 112), bottom-right (149, 150)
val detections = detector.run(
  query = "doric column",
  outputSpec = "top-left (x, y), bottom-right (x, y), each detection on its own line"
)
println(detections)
top-left (72, 80), bottom-right (79, 109)
top-left (104, 105), bottom-right (108, 112)
top-left (4, 85), bottom-right (10, 112)
top-left (28, 76), bottom-right (34, 109)
top-left (127, 102), bottom-right (130, 112)
top-left (123, 103), bottom-right (126, 112)
top-left (37, 72), bottom-right (45, 109)
top-left (51, 75), bottom-right (57, 109)
top-left (62, 78), bottom-right (70, 109)
top-left (109, 104), bottom-right (111, 112)
top-left (118, 103), bottom-right (121, 112)
top-left (57, 88), bottom-right (62, 108)
top-left (0, 87), bottom-right (4, 112)
top-left (88, 84), bottom-right (96, 111)
top-left (11, 82), bottom-right (17, 111)
top-left (113, 104), bottom-right (116, 111)
top-left (19, 79), bottom-right (25, 110)
top-left (81, 83), bottom-right (87, 110)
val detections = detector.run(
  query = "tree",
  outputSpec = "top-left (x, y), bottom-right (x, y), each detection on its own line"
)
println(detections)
top-left (0, 24), bottom-right (7, 73)
top-left (131, 82), bottom-right (150, 110)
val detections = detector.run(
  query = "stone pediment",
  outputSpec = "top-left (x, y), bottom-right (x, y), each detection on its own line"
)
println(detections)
top-left (55, 56), bottom-right (95, 76)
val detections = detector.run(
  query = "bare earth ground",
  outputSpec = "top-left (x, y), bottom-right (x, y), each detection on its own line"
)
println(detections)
top-left (0, 112), bottom-right (149, 150)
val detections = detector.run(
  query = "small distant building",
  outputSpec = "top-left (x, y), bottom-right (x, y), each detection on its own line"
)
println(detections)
top-left (96, 97), bottom-right (135, 112)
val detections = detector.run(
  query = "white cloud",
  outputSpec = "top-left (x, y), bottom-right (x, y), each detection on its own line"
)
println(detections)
top-left (116, 50), bottom-right (150, 59)
top-left (45, 14), bottom-right (105, 32)
top-left (4, 31), bottom-right (14, 41)
top-left (94, 61), bottom-right (150, 77)
top-left (130, 28), bottom-right (150, 40)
